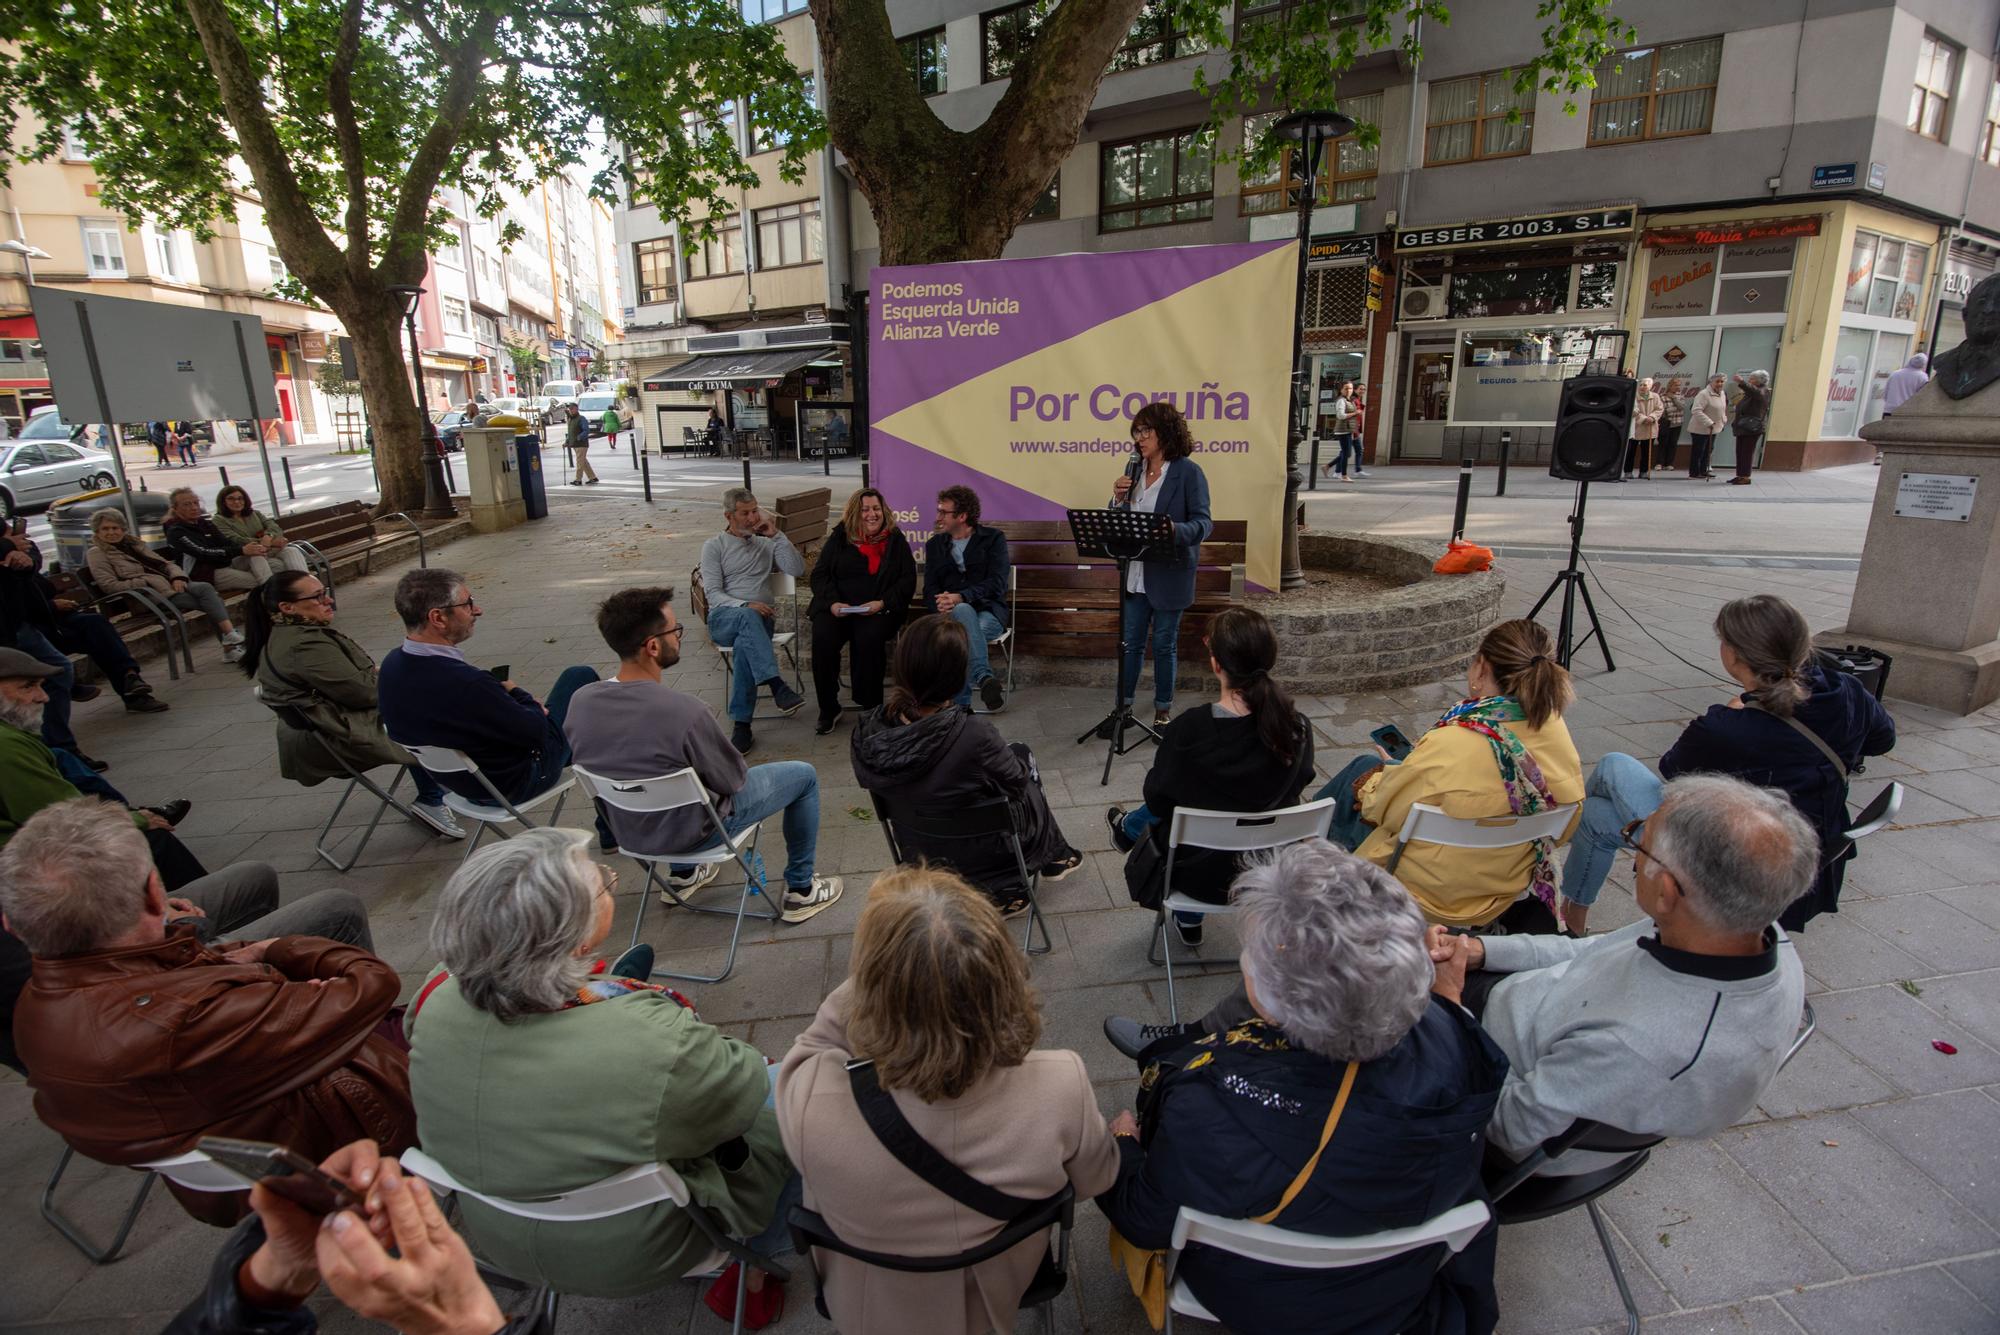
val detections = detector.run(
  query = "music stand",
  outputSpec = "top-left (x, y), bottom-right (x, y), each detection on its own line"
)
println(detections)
top-left (1067, 507), bottom-right (1177, 785)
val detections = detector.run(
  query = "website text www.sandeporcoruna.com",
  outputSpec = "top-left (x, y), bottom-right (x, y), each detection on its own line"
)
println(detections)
top-left (1007, 437), bottom-right (1252, 454)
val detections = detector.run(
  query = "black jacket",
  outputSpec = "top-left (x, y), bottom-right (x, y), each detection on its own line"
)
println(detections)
top-left (1098, 1006), bottom-right (1506, 1335)
top-left (1134, 706), bottom-right (1315, 904)
top-left (922, 525), bottom-right (1010, 628)
top-left (164, 516), bottom-right (242, 584)
top-left (0, 538), bottom-right (61, 637)
top-left (808, 521), bottom-right (917, 622)
top-left (1660, 661), bottom-right (1895, 928)
top-left (850, 704), bottom-right (1066, 885)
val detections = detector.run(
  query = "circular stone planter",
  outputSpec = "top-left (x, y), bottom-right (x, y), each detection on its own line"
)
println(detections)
top-left (1008, 530), bottom-right (1503, 695)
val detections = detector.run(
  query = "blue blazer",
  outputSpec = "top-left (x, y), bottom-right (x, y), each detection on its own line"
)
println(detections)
top-left (1117, 458), bottom-right (1212, 613)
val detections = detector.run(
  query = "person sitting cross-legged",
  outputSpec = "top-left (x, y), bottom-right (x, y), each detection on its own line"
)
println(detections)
top-left (806, 486), bottom-right (916, 735)
top-left (1427, 774), bottom-right (1811, 1178)
top-left (922, 484), bottom-right (1010, 713)
top-left (406, 829), bottom-right (798, 1327)
top-left (2, 527), bottom-right (169, 718)
top-left (563, 585), bottom-right (843, 925)
top-left (376, 566), bottom-right (601, 830)
top-left (1, 798), bottom-right (411, 1225)
top-left (700, 488), bottom-right (807, 754)
top-left (1096, 840), bottom-right (1507, 1335)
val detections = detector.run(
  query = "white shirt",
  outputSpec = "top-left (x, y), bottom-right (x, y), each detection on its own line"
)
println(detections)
top-left (1125, 459), bottom-right (1171, 595)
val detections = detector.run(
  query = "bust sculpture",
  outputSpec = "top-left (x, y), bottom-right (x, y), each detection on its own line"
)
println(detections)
top-left (1932, 274), bottom-right (2000, 401)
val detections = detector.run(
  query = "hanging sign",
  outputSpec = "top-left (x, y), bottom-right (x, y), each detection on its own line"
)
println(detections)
top-left (1643, 216), bottom-right (1822, 247)
top-left (1395, 207), bottom-right (1634, 252)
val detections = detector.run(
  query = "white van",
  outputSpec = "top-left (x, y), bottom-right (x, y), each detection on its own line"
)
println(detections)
top-left (543, 380), bottom-right (582, 414)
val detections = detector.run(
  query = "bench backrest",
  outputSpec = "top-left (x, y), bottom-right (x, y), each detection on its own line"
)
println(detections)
top-left (988, 518), bottom-right (1246, 659)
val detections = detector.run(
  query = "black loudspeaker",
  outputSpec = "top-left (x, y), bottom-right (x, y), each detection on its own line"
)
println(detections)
top-left (1548, 374), bottom-right (1636, 482)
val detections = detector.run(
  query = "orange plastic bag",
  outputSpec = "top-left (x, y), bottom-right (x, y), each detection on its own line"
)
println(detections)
top-left (1433, 539), bottom-right (1493, 574)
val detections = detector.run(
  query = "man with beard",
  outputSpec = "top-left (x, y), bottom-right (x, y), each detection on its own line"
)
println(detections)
top-left (562, 586), bottom-right (841, 925)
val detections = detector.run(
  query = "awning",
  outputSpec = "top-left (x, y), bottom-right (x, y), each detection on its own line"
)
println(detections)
top-left (0, 316), bottom-right (38, 339)
top-left (644, 348), bottom-right (822, 392)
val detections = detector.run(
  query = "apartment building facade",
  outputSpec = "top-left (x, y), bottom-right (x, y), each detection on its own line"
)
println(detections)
top-left (834, 0), bottom-right (1997, 471)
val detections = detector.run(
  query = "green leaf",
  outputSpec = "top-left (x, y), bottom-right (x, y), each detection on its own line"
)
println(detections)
top-left (1898, 979), bottom-right (1923, 997)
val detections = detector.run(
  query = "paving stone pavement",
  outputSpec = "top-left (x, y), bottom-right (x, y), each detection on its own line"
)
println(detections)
top-left (3, 470), bottom-right (1997, 1335)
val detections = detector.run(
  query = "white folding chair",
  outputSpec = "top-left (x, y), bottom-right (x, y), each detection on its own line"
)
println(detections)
top-left (41, 1147), bottom-right (253, 1264)
top-left (706, 571), bottom-right (804, 714)
top-left (1161, 1199), bottom-right (1491, 1331)
top-left (571, 765), bottom-right (780, 984)
top-left (394, 741), bottom-right (573, 865)
top-left (399, 1148), bottom-right (789, 1335)
top-left (1147, 799), bottom-right (1339, 1022)
top-left (263, 694), bottom-right (425, 872)
top-left (972, 566), bottom-right (1018, 708)
top-left (1843, 780), bottom-right (1903, 842)
top-left (1383, 801), bottom-right (1579, 929)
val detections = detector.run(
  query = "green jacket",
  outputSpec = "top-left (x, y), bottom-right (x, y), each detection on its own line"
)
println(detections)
top-left (0, 722), bottom-right (145, 848)
top-left (213, 510), bottom-right (287, 549)
top-left (255, 622), bottom-right (411, 786)
top-left (407, 969), bottom-right (790, 1297)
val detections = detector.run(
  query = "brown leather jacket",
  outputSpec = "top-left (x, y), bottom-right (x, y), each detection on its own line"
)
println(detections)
top-left (16, 925), bottom-right (415, 1223)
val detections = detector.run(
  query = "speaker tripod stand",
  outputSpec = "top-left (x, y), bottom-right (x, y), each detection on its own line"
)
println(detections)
top-left (1526, 481), bottom-right (1615, 671)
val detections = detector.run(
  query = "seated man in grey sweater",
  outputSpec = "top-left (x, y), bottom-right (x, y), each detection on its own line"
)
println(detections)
top-left (700, 488), bottom-right (808, 754)
top-left (1429, 774), bottom-right (1812, 1175)
top-left (562, 585), bottom-right (841, 926)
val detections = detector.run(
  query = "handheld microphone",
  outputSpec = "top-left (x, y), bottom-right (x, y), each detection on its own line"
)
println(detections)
top-left (1120, 451), bottom-right (1143, 508)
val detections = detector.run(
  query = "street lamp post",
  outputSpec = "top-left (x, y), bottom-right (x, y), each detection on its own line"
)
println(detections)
top-left (1270, 110), bottom-right (1355, 591)
top-left (1, 238), bottom-right (51, 285)
top-left (386, 284), bottom-right (455, 518)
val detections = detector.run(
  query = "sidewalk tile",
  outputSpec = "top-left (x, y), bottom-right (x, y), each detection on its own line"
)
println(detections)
top-left (1626, 1298), bottom-right (1803, 1334)
top-left (1778, 1268), bottom-right (1997, 1335)
top-left (1816, 984), bottom-right (2000, 1094)
top-left (1838, 896), bottom-right (2000, 975)
top-left (1788, 914), bottom-right (1931, 991)
top-left (1849, 1089), bottom-right (2000, 1230)
top-left (1491, 1207), bottom-right (1671, 1331)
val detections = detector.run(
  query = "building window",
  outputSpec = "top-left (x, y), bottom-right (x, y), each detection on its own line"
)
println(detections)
top-left (1842, 231), bottom-right (1928, 320)
top-left (1100, 129), bottom-right (1212, 232)
top-left (1588, 37), bottom-right (1722, 145)
top-left (634, 237), bottom-right (677, 305)
top-left (750, 77), bottom-right (813, 154)
top-left (983, 0), bottom-right (1058, 82)
top-left (436, 225), bottom-right (464, 268)
top-left (60, 122), bottom-right (90, 162)
top-left (1027, 174), bottom-right (1059, 220)
top-left (901, 27), bottom-right (946, 95)
top-left (1909, 33), bottom-right (1961, 141)
top-left (739, 0), bottom-right (806, 21)
top-left (1984, 79), bottom-right (2000, 165)
top-left (442, 295), bottom-right (469, 333)
top-left (1426, 69), bottom-right (1534, 164)
top-left (686, 215), bottom-right (744, 278)
top-left (1238, 93), bottom-right (1381, 214)
top-left (267, 252), bottom-right (289, 287)
top-left (147, 228), bottom-right (195, 282)
top-left (1235, 0), bottom-right (1355, 36)
top-left (753, 199), bottom-right (823, 269)
top-left (1109, 0), bottom-right (1209, 72)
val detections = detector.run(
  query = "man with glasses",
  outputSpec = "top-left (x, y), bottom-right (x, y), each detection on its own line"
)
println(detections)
top-left (563, 586), bottom-right (842, 924)
top-left (378, 566), bottom-right (601, 830)
top-left (923, 484), bottom-right (1010, 712)
top-left (700, 488), bottom-right (807, 755)
top-left (1428, 774), bottom-right (1812, 1177)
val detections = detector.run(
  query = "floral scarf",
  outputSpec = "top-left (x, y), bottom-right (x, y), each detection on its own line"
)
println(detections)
top-left (567, 962), bottom-right (698, 1012)
top-left (1436, 695), bottom-right (1561, 909)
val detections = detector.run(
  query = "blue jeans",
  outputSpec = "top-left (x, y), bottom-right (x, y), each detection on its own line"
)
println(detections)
top-left (948, 602), bottom-right (1004, 708)
top-left (506, 665), bottom-right (600, 802)
top-left (1334, 434), bottom-right (1359, 476)
top-left (708, 605), bottom-right (781, 724)
top-left (54, 745), bottom-right (125, 803)
top-left (408, 765), bottom-right (446, 805)
top-left (691, 760), bottom-right (820, 891)
top-left (1312, 754), bottom-right (1394, 851)
top-left (1121, 804), bottom-right (1158, 844)
top-left (1560, 752), bottom-right (1663, 907)
top-left (15, 627), bottom-right (77, 751)
top-left (1118, 593), bottom-right (1182, 712)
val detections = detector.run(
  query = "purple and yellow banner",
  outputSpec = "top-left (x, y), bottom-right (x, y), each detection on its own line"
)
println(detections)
top-left (871, 240), bottom-right (1297, 591)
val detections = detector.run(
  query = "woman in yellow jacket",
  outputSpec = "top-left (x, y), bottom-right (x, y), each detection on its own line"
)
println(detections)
top-left (1315, 618), bottom-right (1584, 931)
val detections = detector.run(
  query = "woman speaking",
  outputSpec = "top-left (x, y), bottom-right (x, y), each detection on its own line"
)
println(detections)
top-left (1108, 402), bottom-right (1211, 727)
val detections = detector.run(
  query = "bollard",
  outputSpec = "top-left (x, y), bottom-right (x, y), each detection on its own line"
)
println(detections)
top-left (1452, 458), bottom-right (1474, 541)
top-left (1307, 437), bottom-right (1321, 491)
top-left (742, 458), bottom-right (752, 493)
top-left (442, 452), bottom-right (456, 493)
top-left (281, 456), bottom-right (296, 500)
top-left (217, 465), bottom-right (229, 487)
top-left (1495, 430), bottom-right (1513, 497)
top-left (629, 433), bottom-right (638, 469)
top-left (138, 474), bottom-right (148, 493)
top-left (860, 461), bottom-right (870, 490)
top-left (641, 449), bottom-right (652, 503)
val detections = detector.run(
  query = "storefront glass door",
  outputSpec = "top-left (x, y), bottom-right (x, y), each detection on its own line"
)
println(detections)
top-left (1400, 337), bottom-right (1454, 459)
top-left (1713, 326), bottom-right (1781, 469)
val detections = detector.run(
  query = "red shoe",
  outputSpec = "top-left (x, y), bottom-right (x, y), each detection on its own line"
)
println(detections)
top-left (702, 1263), bottom-right (787, 1330)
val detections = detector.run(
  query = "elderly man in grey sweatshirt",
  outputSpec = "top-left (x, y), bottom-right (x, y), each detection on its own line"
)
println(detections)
top-left (1429, 774), bottom-right (1813, 1175)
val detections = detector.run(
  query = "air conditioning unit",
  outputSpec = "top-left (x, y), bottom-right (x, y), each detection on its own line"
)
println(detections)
top-left (1400, 278), bottom-right (1447, 321)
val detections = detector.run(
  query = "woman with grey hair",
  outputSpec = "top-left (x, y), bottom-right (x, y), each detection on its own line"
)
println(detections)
top-left (406, 828), bottom-right (797, 1325)
top-left (1727, 370), bottom-right (1771, 485)
top-left (1096, 839), bottom-right (1507, 1334)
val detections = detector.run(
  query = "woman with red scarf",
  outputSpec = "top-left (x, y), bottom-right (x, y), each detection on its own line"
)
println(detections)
top-left (809, 487), bottom-right (917, 734)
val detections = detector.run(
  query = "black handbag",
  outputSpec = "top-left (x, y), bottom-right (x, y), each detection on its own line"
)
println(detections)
top-left (1123, 829), bottom-right (1169, 908)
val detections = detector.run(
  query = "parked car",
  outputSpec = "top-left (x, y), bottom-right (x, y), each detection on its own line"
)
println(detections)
top-left (0, 432), bottom-right (119, 521)
top-left (543, 380), bottom-right (582, 416)
top-left (433, 409), bottom-right (470, 452)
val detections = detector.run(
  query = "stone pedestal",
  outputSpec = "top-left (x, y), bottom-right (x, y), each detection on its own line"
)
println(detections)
top-left (460, 427), bottom-right (526, 534)
top-left (1831, 379), bottom-right (2000, 714)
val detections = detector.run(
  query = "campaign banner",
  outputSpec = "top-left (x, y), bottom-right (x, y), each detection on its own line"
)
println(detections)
top-left (871, 240), bottom-right (1297, 591)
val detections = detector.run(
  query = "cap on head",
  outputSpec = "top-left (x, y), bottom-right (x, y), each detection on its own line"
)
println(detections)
top-left (0, 647), bottom-right (64, 682)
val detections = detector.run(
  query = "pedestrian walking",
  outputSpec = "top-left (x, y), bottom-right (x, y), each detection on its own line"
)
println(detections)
top-left (1728, 371), bottom-right (1771, 486)
top-left (172, 423), bottom-right (197, 467)
top-left (1321, 382), bottom-right (1359, 482)
top-left (600, 402), bottom-right (622, 455)
top-left (146, 421), bottom-right (172, 469)
top-left (1686, 374), bottom-right (1728, 480)
top-left (567, 404), bottom-right (598, 486)
top-left (1623, 377), bottom-right (1663, 480)
top-left (704, 407), bottom-right (724, 456)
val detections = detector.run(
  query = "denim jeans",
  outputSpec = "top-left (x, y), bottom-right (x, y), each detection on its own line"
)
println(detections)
top-left (708, 604), bottom-right (781, 724)
top-left (1312, 754), bottom-right (1394, 851)
top-left (690, 760), bottom-right (820, 891)
top-left (507, 665), bottom-right (600, 803)
top-left (948, 602), bottom-right (1004, 708)
top-left (15, 627), bottom-right (77, 751)
top-left (54, 745), bottom-right (124, 802)
top-left (1334, 434), bottom-right (1360, 477)
top-left (1119, 593), bottom-right (1182, 712)
top-left (407, 765), bottom-right (447, 805)
top-left (1560, 752), bottom-right (1663, 907)
top-left (1120, 804), bottom-right (1158, 844)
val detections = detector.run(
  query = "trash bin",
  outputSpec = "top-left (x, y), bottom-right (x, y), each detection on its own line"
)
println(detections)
top-left (515, 434), bottom-right (547, 520)
top-left (50, 492), bottom-right (170, 573)
top-left (1818, 644), bottom-right (1892, 700)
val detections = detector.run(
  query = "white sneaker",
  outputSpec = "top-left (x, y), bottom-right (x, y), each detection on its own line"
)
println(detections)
top-left (222, 643), bottom-right (246, 663)
top-left (1352, 468), bottom-right (1371, 478)
top-left (220, 628), bottom-right (246, 645)
top-left (781, 875), bottom-right (844, 924)
top-left (411, 801), bottom-right (466, 840)
top-left (661, 861), bottom-right (722, 901)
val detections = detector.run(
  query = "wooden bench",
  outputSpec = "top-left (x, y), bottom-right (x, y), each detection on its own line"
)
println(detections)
top-left (772, 487), bottom-right (830, 563)
top-left (988, 518), bottom-right (1246, 660)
